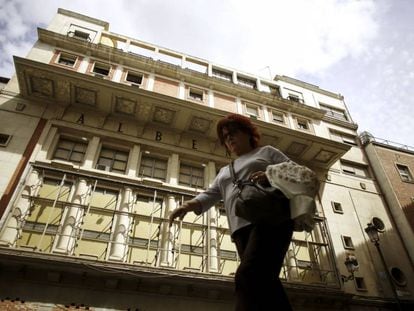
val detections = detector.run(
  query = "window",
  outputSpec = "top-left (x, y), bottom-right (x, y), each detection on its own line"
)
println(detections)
top-left (0, 134), bottom-right (11, 147)
top-left (396, 164), bottom-right (413, 182)
top-left (295, 117), bottom-right (310, 130)
top-left (188, 88), bottom-right (203, 101)
top-left (212, 68), bottom-right (232, 82)
top-left (261, 83), bottom-right (281, 97)
top-left (332, 201), bottom-right (343, 214)
top-left (237, 76), bottom-right (256, 89)
top-left (73, 30), bottom-right (90, 41)
top-left (126, 71), bottom-right (143, 85)
top-left (330, 130), bottom-right (357, 145)
top-left (320, 103), bottom-right (349, 121)
top-left (354, 277), bottom-right (367, 291)
top-left (245, 104), bottom-right (259, 119)
top-left (96, 147), bottom-right (129, 174)
top-left (139, 155), bottom-right (167, 181)
top-left (271, 111), bottom-right (285, 124)
top-left (67, 24), bottom-right (96, 42)
top-left (179, 163), bottom-right (204, 188)
top-left (92, 62), bottom-right (110, 77)
top-left (341, 161), bottom-right (369, 178)
top-left (53, 138), bottom-right (87, 164)
top-left (57, 52), bottom-right (77, 67)
top-left (390, 267), bottom-right (408, 286)
top-left (342, 235), bottom-right (354, 249)
top-left (287, 94), bottom-right (303, 103)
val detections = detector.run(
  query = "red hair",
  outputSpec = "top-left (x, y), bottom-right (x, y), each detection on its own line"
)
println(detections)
top-left (217, 114), bottom-right (261, 149)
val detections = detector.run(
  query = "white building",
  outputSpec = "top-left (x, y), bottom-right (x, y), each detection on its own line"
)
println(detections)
top-left (0, 8), bottom-right (413, 310)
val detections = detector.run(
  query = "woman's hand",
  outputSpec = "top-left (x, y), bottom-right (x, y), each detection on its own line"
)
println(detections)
top-left (249, 171), bottom-right (271, 187)
top-left (168, 200), bottom-right (201, 227)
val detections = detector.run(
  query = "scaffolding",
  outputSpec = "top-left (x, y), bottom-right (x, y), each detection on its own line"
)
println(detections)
top-left (0, 165), bottom-right (339, 286)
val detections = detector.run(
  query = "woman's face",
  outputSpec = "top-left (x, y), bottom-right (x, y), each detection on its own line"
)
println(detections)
top-left (222, 126), bottom-right (253, 156)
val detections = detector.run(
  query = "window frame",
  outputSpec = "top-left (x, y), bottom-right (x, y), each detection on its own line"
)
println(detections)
top-left (139, 154), bottom-right (168, 181)
top-left (237, 75), bottom-right (257, 89)
top-left (178, 162), bottom-right (205, 189)
top-left (320, 103), bottom-right (349, 121)
top-left (332, 201), bottom-right (343, 214)
top-left (91, 61), bottom-right (111, 77)
top-left (125, 70), bottom-right (143, 86)
top-left (340, 161), bottom-right (369, 178)
top-left (0, 133), bottom-right (12, 147)
top-left (53, 137), bottom-right (88, 164)
top-left (245, 103), bottom-right (259, 119)
top-left (354, 277), bottom-right (367, 291)
top-left (270, 110), bottom-right (286, 125)
top-left (330, 130), bottom-right (358, 146)
top-left (294, 116), bottom-right (311, 131)
top-left (96, 146), bottom-right (129, 174)
top-left (341, 235), bottom-right (355, 250)
top-left (212, 68), bottom-right (232, 82)
top-left (57, 52), bottom-right (78, 68)
top-left (396, 164), bottom-right (413, 182)
top-left (188, 87), bottom-right (204, 102)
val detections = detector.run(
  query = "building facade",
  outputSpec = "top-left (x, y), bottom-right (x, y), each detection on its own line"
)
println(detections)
top-left (0, 8), bottom-right (413, 310)
top-left (360, 133), bottom-right (414, 260)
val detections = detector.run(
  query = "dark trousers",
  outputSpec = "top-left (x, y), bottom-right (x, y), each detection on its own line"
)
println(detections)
top-left (232, 220), bottom-right (294, 311)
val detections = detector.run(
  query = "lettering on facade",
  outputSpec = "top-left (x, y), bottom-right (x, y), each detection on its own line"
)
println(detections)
top-left (118, 122), bottom-right (123, 132)
top-left (192, 139), bottom-right (197, 150)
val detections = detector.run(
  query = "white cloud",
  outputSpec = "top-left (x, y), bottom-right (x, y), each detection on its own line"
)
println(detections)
top-left (0, 0), bottom-right (413, 146)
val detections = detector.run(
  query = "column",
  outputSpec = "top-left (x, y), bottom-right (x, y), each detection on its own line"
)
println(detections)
top-left (178, 80), bottom-right (185, 99)
top-left (81, 136), bottom-right (100, 169)
top-left (37, 127), bottom-right (58, 161)
top-left (146, 72), bottom-right (155, 91)
top-left (236, 97), bottom-right (243, 114)
top-left (78, 55), bottom-right (90, 73)
top-left (54, 178), bottom-right (89, 254)
top-left (286, 249), bottom-right (299, 280)
top-left (208, 88), bottom-right (214, 108)
top-left (126, 144), bottom-right (141, 178)
top-left (109, 187), bottom-right (133, 261)
top-left (232, 71), bottom-right (238, 84)
top-left (112, 64), bottom-right (123, 82)
top-left (206, 161), bottom-right (219, 272)
top-left (0, 169), bottom-right (42, 246)
top-left (159, 195), bottom-right (176, 266)
top-left (167, 153), bottom-right (179, 185)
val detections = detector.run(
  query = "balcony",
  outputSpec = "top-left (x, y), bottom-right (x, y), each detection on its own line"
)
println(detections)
top-left (13, 56), bottom-right (351, 169)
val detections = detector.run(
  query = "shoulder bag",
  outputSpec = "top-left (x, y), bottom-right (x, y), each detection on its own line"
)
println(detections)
top-left (229, 161), bottom-right (290, 225)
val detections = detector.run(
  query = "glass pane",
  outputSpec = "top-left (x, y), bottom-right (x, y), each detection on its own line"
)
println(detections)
top-left (154, 159), bottom-right (167, 169)
top-left (115, 152), bottom-right (129, 161)
top-left (112, 161), bottom-right (126, 172)
top-left (98, 158), bottom-right (112, 167)
top-left (153, 169), bottom-right (166, 180)
top-left (54, 149), bottom-right (69, 160)
top-left (70, 152), bottom-right (83, 163)
top-left (73, 143), bottom-right (87, 152)
top-left (59, 140), bottom-right (74, 149)
top-left (100, 148), bottom-right (114, 158)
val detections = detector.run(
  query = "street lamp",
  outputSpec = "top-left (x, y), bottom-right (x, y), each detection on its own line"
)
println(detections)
top-left (364, 222), bottom-right (402, 311)
top-left (341, 253), bottom-right (359, 282)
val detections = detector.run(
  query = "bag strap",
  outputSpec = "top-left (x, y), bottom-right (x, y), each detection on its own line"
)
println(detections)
top-left (229, 161), bottom-right (239, 185)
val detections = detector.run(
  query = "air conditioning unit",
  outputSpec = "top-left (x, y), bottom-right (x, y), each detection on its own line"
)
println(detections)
top-left (96, 164), bottom-right (110, 172)
top-left (94, 73), bottom-right (106, 79)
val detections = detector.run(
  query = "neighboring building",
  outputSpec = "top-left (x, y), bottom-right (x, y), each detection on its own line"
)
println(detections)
top-left (0, 8), bottom-right (413, 310)
top-left (360, 133), bottom-right (414, 260)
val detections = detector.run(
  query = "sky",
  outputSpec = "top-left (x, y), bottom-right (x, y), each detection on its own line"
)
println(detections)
top-left (1, 0), bottom-right (413, 147)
